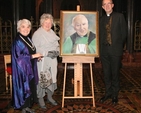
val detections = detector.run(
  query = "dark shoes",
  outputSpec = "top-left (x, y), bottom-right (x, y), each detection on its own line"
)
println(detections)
top-left (112, 96), bottom-right (118, 104)
top-left (22, 107), bottom-right (35, 113)
top-left (100, 95), bottom-right (111, 103)
top-left (100, 95), bottom-right (118, 104)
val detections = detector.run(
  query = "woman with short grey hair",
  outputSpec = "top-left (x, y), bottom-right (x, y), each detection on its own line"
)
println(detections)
top-left (40, 13), bottom-right (53, 26)
top-left (32, 13), bottom-right (60, 109)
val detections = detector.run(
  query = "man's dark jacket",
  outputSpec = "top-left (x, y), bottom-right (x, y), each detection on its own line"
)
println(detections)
top-left (99, 12), bottom-right (127, 56)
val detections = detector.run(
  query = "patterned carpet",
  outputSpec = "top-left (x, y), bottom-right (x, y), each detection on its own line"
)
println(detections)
top-left (0, 64), bottom-right (141, 113)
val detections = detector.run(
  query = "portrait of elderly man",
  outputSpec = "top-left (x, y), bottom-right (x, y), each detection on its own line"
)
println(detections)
top-left (63, 14), bottom-right (96, 54)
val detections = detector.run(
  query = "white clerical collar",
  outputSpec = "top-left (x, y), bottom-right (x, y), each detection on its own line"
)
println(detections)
top-left (107, 14), bottom-right (110, 16)
top-left (107, 11), bottom-right (113, 16)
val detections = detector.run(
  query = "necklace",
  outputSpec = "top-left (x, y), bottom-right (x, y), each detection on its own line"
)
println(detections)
top-left (20, 35), bottom-right (36, 51)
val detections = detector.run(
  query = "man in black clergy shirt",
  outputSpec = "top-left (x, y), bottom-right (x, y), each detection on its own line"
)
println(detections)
top-left (99, 0), bottom-right (127, 104)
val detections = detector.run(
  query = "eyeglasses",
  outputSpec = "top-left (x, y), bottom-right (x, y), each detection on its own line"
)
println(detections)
top-left (102, 2), bottom-right (113, 6)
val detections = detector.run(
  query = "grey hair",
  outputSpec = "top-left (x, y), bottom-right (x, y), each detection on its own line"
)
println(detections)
top-left (71, 14), bottom-right (88, 27)
top-left (17, 19), bottom-right (31, 32)
top-left (40, 13), bottom-right (53, 26)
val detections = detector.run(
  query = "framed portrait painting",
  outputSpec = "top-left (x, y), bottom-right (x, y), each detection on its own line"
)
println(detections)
top-left (60, 11), bottom-right (99, 57)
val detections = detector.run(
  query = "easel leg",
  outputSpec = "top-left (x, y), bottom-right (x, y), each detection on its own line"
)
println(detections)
top-left (90, 63), bottom-right (95, 107)
top-left (62, 63), bottom-right (67, 107)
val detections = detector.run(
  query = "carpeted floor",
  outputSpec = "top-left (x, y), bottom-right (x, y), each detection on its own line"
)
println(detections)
top-left (0, 64), bottom-right (141, 113)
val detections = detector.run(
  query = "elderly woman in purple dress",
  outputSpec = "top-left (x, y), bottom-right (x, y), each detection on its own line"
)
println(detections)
top-left (11, 19), bottom-right (42, 113)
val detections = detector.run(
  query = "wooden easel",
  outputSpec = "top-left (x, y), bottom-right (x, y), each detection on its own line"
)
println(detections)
top-left (61, 5), bottom-right (96, 108)
top-left (62, 56), bottom-right (95, 107)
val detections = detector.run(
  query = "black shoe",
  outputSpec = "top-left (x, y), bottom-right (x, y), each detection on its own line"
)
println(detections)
top-left (112, 96), bottom-right (118, 104)
top-left (100, 95), bottom-right (111, 103)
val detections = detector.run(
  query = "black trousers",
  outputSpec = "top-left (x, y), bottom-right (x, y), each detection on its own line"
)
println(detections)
top-left (101, 55), bottom-right (122, 97)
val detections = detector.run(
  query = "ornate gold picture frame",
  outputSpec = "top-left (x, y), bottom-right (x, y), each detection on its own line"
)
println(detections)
top-left (60, 11), bottom-right (99, 57)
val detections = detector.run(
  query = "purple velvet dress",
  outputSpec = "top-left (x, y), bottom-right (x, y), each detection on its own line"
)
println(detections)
top-left (11, 33), bottom-right (38, 109)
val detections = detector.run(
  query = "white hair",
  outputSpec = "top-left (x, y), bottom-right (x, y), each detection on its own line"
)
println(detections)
top-left (40, 13), bottom-right (53, 26)
top-left (17, 19), bottom-right (31, 32)
top-left (71, 14), bottom-right (88, 27)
